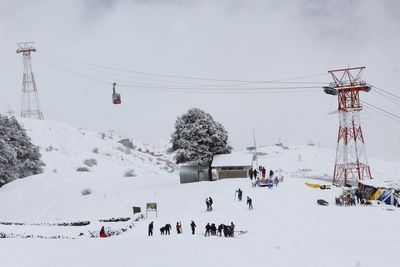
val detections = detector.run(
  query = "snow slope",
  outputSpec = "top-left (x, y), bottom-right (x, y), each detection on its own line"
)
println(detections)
top-left (19, 118), bottom-right (176, 176)
top-left (0, 119), bottom-right (399, 267)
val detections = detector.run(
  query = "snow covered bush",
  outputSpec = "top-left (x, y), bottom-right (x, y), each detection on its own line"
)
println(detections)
top-left (76, 167), bottom-right (90, 172)
top-left (81, 188), bottom-right (92, 195)
top-left (83, 158), bottom-right (97, 167)
top-left (124, 168), bottom-right (136, 177)
top-left (168, 108), bottom-right (232, 166)
top-left (0, 115), bottom-right (44, 187)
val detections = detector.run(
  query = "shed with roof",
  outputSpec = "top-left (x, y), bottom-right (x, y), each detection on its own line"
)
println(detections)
top-left (211, 153), bottom-right (254, 180)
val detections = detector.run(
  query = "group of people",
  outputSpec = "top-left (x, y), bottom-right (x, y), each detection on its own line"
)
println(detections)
top-left (148, 221), bottom-right (197, 236)
top-left (336, 188), bottom-right (373, 206)
top-left (248, 166), bottom-right (274, 180)
top-left (205, 222), bottom-right (235, 237)
top-left (235, 188), bottom-right (253, 210)
top-left (147, 220), bottom-right (236, 237)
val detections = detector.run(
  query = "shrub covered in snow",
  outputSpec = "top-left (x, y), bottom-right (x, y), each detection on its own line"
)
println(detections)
top-left (168, 108), bottom-right (232, 166)
top-left (76, 167), bottom-right (90, 172)
top-left (83, 158), bottom-right (97, 167)
top-left (0, 115), bottom-right (44, 187)
top-left (124, 168), bottom-right (136, 177)
top-left (81, 188), bottom-right (92, 195)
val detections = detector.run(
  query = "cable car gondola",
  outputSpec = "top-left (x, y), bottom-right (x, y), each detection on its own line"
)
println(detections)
top-left (112, 82), bottom-right (121, 104)
top-left (323, 86), bottom-right (338, 96)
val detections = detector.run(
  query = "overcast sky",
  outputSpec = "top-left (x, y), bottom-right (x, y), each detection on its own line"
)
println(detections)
top-left (1, 0), bottom-right (399, 162)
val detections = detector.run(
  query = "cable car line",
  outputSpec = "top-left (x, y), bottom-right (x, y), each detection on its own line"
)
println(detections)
top-left (370, 84), bottom-right (400, 100)
top-left (370, 88), bottom-right (400, 107)
top-left (40, 50), bottom-right (329, 85)
top-left (361, 101), bottom-right (400, 121)
top-left (38, 54), bottom-right (325, 90)
top-left (36, 57), bottom-right (324, 93)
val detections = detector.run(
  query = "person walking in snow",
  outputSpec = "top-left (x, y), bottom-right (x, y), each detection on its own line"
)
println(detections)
top-left (262, 167), bottom-right (266, 179)
top-left (230, 222), bottom-right (235, 237)
top-left (210, 223), bottom-right (217, 236)
top-left (176, 222), bottom-right (182, 234)
top-left (247, 196), bottom-right (253, 210)
top-left (209, 197), bottom-right (213, 211)
top-left (205, 223), bottom-right (211, 236)
top-left (236, 188), bottom-right (243, 201)
top-left (205, 197), bottom-right (210, 211)
top-left (218, 224), bottom-right (224, 237)
top-left (274, 176), bottom-right (279, 186)
top-left (148, 221), bottom-right (154, 236)
top-left (253, 169), bottom-right (259, 179)
top-left (190, 221), bottom-right (197, 235)
top-left (248, 168), bottom-right (254, 180)
top-left (269, 169), bottom-right (274, 179)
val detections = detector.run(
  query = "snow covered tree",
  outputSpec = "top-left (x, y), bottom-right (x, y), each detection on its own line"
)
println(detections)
top-left (0, 115), bottom-right (44, 187)
top-left (168, 108), bottom-right (232, 166)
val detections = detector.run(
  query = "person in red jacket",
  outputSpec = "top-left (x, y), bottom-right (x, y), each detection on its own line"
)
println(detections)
top-left (99, 226), bottom-right (107, 238)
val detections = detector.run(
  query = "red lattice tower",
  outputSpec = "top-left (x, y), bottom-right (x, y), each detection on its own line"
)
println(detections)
top-left (17, 42), bottom-right (44, 120)
top-left (324, 67), bottom-right (372, 186)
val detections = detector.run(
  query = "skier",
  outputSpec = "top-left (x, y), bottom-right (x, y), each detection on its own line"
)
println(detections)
top-left (248, 168), bottom-right (254, 180)
top-left (165, 223), bottom-right (171, 235)
top-left (99, 226), bottom-right (107, 238)
top-left (236, 188), bottom-right (243, 201)
top-left (247, 196), bottom-right (253, 210)
top-left (209, 197), bottom-right (213, 211)
top-left (190, 221), bottom-right (197, 235)
top-left (176, 222), bottom-right (182, 234)
top-left (205, 223), bottom-right (211, 236)
top-left (148, 221), bottom-right (154, 236)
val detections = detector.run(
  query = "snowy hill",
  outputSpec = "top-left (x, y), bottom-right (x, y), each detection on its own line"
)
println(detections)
top-left (19, 118), bottom-right (176, 176)
top-left (0, 119), bottom-right (399, 267)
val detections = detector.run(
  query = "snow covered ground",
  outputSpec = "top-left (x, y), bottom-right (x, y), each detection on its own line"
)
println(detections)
top-left (0, 119), bottom-right (399, 267)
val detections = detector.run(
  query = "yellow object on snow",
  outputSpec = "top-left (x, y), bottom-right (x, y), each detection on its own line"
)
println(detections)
top-left (305, 182), bottom-right (331, 189)
top-left (371, 188), bottom-right (384, 200)
top-left (305, 182), bottom-right (322, 189)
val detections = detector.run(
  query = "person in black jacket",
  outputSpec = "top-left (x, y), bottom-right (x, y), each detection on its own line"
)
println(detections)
top-left (217, 224), bottom-right (224, 237)
top-left (190, 221), bottom-right (196, 235)
top-left (247, 196), bottom-right (253, 210)
top-left (148, 221), bottom-right (154, 236)
top-left (205, 223), bottom-right (211, 236)
top-left (164, 223), bottom-right (171, 235)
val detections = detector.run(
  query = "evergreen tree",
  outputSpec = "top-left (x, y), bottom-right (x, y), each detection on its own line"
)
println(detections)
top-left (0, 115), bottom-right (44, 187)
top-left (168, 108), bottom-right (232, 166)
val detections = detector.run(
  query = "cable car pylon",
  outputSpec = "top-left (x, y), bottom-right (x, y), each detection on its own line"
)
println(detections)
top-left (323, 67), bottom-right (372, 186)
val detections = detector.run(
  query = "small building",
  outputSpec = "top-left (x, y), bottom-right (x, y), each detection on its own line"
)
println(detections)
top-left (211, 153), bottom-right (254, 180)
top-left (179, 165), bottom-right (211, 184)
